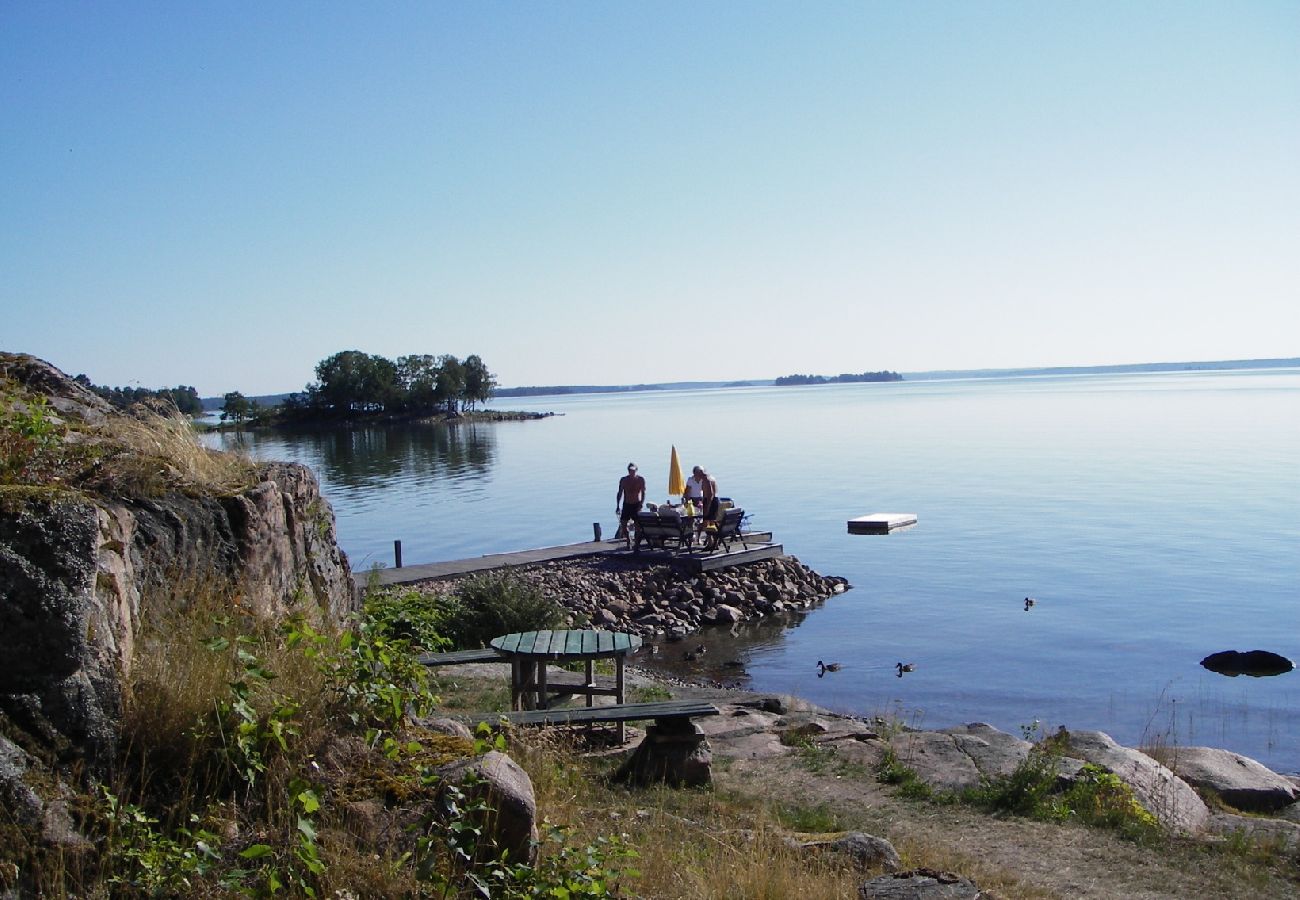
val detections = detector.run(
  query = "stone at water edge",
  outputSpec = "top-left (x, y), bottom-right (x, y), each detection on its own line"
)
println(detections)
top-left (1062, 729), bottom-right (1210, 835)
top-left (1166, 747), bottom-right (1300, 813)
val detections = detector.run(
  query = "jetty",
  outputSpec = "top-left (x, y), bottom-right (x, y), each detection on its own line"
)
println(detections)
top-left (358, 529), bottom-right (780, 589)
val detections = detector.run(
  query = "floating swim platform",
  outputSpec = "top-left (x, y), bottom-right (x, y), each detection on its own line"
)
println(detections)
top-left (847, 513), bottom-right (917, 535)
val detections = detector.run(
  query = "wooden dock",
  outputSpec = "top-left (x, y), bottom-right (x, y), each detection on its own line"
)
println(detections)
top-left (356, 532), bottom-right (781, 589)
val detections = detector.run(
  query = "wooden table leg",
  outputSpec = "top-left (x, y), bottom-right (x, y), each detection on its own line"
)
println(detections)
top-left (615, 654), bottom-right (626, 744)
top-left (537, 662), bottom-right (548, 710)
top-left (585, 659), bottom-right (595, 708)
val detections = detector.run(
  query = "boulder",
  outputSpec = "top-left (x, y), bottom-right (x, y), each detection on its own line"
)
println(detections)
top-left (714, 604), bottom-right (743, 624)
top-left (788, 831), bottom-right (901, 872)
top-left (1166, 747), bottom-right (1300, 812)
top-left (1063, 730), bottom-right (1209, 834)
top-left (417, 716), bottom-right (475, 741)
top-left (858, 867), bottom-right (986, 899)
top-left (436, 751), bottom-right (538, 863)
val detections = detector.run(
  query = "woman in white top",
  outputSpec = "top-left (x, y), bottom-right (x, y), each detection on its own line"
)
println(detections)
top-left (684, 466), bottom-right (706, 512)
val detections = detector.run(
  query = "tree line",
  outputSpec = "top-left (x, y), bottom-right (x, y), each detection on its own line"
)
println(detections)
top-left (73, 375), bottom-right (204, 416)
top-left (221, 351), bottom-right (496, 424)
top-left (774, 371), bottom-right (903, 386)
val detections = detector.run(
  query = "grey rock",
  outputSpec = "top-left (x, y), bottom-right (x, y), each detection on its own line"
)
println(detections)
top-left (437, 750), bottom-right (538, 863)
top-left (714, 604), bottom-right (743, 623)
top-left (858, 867), bottom-right (985, 899)
top-left (1209, 811), bottom-right (1300, 849)
top-left (0, 736), bottom-right (43, 828)
top-left (890, 724), bottom-right (1032, 793)
top-left (417, 716), bottom-right (475, 741)
top-left (1165, 746), bottom-right (1300, 812)
top-left (788, 831), bottom-right (901, 872)
top-left (1, 356), bottom-right (357, 773)
top-left (1063, 729), bottom-right (1209, 834)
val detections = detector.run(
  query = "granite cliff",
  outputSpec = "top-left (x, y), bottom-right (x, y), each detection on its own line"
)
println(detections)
top-left (0, 353), bottom-right (357, 771)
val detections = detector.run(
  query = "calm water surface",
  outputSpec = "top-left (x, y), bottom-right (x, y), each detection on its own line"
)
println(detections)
top-left (210, 370), bottom-right (1300, 772)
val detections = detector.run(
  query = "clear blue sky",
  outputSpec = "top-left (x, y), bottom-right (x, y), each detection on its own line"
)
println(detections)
top-left (4, 2), bottom-right (1297, 396)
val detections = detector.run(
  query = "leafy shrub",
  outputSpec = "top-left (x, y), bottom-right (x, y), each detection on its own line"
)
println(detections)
top-left (439, 572), bottom-right (565, 649)
top-left (363, 586), bottom-right (451, 651)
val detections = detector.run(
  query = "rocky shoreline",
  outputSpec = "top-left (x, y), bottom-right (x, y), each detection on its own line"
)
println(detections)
top-left (413, 552), bottom-right (849, 638)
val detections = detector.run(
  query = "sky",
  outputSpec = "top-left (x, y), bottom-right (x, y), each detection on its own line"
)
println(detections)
top-left (3, 2), bottom-right (1297, 396)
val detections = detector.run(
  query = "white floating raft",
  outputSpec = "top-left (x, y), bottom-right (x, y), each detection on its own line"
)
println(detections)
top-left (847, 513), bottom-right (917, 535)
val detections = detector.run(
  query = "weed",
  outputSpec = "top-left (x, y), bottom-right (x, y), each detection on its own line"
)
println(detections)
top-left (438, 571), bottom-right (566, 649)
top-left (774, 802), bottom-right (843, 833)
top-left (629, 684), bottom-right (672, 703)
top-left (363, 585), bottom-right (451, 651)
top-left (876, 747), bottom-right (933, 800)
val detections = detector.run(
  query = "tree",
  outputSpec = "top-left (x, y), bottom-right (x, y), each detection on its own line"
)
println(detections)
top-left (397, 354), bottom-right (440, 414)
top-left (462, 354), bottom-right (496, 410)
top-left (221, 391), bottom-right (252, 423)
top-left (433, 355), bottom-right (465, 416)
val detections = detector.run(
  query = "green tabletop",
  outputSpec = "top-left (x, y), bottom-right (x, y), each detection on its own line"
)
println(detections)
top-left (490, 629), bottom-right (641, 660)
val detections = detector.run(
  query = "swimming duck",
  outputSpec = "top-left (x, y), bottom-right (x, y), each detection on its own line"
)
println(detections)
top-left (816, 660), bottom-right (842, 676)
top-left (1023, 596), bottom-right (1036, 611)
top-left (896, 662), bottom-right (915, 677)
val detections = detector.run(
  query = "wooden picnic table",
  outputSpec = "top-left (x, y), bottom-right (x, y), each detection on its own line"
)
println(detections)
top-left (489, 630), bottom-right (643, 739)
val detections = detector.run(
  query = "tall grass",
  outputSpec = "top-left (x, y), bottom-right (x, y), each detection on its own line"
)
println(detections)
top-left (507, 733), bottom-right (870, 898)
top-left (93, 409), bottom-right (257, 496)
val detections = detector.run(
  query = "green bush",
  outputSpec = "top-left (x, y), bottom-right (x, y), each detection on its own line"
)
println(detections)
top-left (363, 586), bottom-right (451, 651)
top-left (439, 572), bottom-right (566, 649)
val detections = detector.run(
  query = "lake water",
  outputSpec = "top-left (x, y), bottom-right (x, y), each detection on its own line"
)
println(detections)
top-left (207, 369), bottom-right (1300, 773)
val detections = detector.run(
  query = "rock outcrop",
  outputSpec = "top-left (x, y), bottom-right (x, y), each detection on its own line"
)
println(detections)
top-left (1, 354), bottom-right (357, 770)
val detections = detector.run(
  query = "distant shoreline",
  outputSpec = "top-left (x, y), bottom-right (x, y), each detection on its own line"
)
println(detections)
top-left (201, 356), bottom-right (1299, 410)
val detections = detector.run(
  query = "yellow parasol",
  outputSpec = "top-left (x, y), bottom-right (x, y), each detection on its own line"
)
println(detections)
top-left (668, 445), bottom-right (686, 497)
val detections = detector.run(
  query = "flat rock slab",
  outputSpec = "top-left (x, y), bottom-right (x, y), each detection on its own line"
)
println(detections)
top-left (858, 867), bottom-right (985, 899)
top-left (1210, 811), bottom-right (1300, 849)
top-left (1169, 746), bottom-right (1300, 812)
top-left (890, 723), bottom-right (1031, 792)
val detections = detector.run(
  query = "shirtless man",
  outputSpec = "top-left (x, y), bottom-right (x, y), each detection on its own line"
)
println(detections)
top-left (615, 463), bottom-right (646, 546)
top-left (699, 466), bottom-right (719, 522)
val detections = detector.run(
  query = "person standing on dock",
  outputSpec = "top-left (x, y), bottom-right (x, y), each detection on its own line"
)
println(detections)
top-left (615, 462), bottom-right (646, 546)
top-left (685, 466), bottom-right (707, 513)
top-left (700, 467), bottom-right (720, 521)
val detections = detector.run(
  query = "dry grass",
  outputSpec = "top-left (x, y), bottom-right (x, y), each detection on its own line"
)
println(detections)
top-left (505, 732), bottom-right (870, 899)
top-left (91, 408), bottom-right (257, 496)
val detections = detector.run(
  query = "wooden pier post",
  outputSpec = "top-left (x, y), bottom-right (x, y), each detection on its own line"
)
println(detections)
top-left (394, 539), bottom-right (403, 569)
top-left (593, 522), bottom-right (602, 541)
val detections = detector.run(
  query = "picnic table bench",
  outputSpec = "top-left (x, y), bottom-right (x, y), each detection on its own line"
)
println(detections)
top-left (456, 699), bottom-right (721, 786)
top-left (416, 648), bottom-right (502, 667)
top-left (459, 698), bottom-right (719, 729)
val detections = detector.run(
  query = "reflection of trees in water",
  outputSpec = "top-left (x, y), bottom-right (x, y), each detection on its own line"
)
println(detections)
top-left (275, 422), bottom-right (496, 489)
